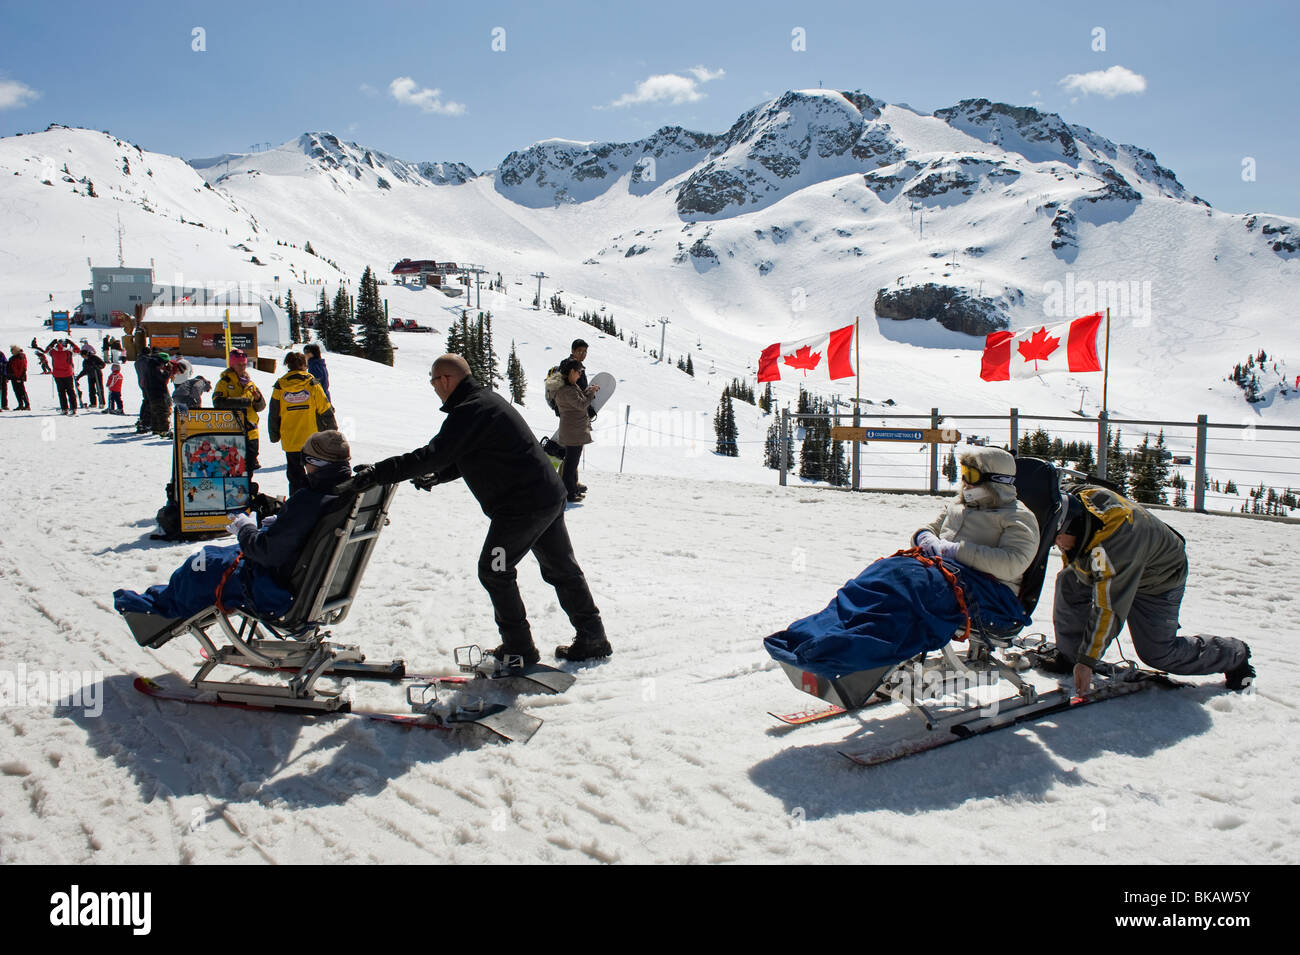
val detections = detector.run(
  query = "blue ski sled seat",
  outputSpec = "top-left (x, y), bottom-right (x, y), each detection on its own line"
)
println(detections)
top-left (121, 483), bottom-right (399, 712)
top-left (766, 457), bottom-right (1065, 710)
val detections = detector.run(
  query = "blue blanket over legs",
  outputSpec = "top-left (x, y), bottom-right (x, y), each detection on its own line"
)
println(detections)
top-left (763, 555), bottom-right (1033, 680)
top-left (113, 544), bottom-right (293, 620)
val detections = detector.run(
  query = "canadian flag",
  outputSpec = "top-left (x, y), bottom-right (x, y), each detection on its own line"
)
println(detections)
top-left (980, 313), bottom-right (1103, 381)
top-left (757, 324), bottom-right (855, 382)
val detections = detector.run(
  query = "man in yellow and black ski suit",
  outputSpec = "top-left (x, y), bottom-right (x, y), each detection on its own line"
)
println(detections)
top-left (268, 352), bottom-right (337, 495)
top-left (1051, 484), bottom-right (1253, 696)
top-left (212, 348), bottom-right (266, 475)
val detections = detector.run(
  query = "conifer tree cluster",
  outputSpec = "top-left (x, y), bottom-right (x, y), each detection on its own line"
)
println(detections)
top-left (796, 388), bottom-right (848, 486)
top-left (713, 393), bottom-right (739, 457)
top-left (675, 354), bottom-right (695, 376)
top-left (1227, 350), bottom-right (1285, 403)
top-left (507, 341), bottom-right (526, 404)
top-left (1242, 483), bottom-right (1298, 516)
top-left (1017, 427), bottom-right (1096, 472)
top-left (577, 308), bottom-right (622, 339)
top-left (758, 383), bottom-right (773, 414)
top-left (317, 287), bottom-right (357, 355)
top-left (445, 311), bottom-right (501, 390)
top-left (721, 377), bottom-right (755, 404)
top-left (763, 414), bottom-right (792, 470)
top-left (355, 266), bottom-right (393, 366)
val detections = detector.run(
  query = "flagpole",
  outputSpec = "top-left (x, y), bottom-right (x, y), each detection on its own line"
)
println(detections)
top-left (855, 315), bottom-right (860, 407)
top-left (1102, 307), bottom-right (1110, 416)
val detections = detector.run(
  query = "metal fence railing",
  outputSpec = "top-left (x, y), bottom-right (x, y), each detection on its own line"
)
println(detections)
top-left (777, 407), bottom-right (1300, 522)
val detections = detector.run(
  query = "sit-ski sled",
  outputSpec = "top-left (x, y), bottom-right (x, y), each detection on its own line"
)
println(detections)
top-left (770, 458), bottom-right (1183, 765)
top-left (121, 483), bottom-right (550, 743)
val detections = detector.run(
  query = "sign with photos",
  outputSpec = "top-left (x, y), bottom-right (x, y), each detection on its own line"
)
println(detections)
top-left (174, 408), bottom-right (253, 534)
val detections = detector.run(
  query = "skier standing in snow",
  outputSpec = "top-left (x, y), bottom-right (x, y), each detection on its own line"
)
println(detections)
top-left (1048, 484), bottom-right (1254, 695)
top-left (47, 339), bottom-right (80, 415)
top-left (269, 351), bottom-right (337, 495)
top-left (352, 353), bottom-right (611, 663)
top-left (552, 358), bottom-right (599, 503)
top-left (303, 343), bottom-right (332, 405)
top-left (6, 346), bottom-right (29, 411)
top-left (213, 348), bottom-right (265, 473)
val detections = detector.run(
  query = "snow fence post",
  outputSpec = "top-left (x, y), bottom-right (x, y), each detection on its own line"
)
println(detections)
top-left (1096, 410), bottom-right (1108, 478)
top-left (852, 402), bottom-right (861, 491)
top-left (1194, 414), bottom-right (1208, 512)
top-left (779, 408), bottom-right (789, 487)
top-left (929, 408), bottom-right (939, 494)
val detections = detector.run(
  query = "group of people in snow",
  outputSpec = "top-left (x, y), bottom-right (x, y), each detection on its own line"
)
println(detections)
top-left (119, 337), bottom-right (1252, 696)
top-left (767, 445), bottom-right (1254, 694)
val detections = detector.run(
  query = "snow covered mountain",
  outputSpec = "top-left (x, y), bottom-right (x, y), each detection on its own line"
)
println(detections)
top-left (3, 88), bottom-right (1299, 451)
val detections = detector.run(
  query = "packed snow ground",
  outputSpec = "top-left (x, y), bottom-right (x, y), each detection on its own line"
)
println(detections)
top-left (0, 314), bottom-right (1294, 865)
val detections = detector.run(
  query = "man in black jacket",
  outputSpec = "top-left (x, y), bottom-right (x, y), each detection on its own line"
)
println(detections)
top-left (355, 354), bottom-right (610, 664)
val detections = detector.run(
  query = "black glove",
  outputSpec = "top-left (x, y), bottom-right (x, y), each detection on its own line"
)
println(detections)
top-left (351, 464), bottom-right (377, 491)
top-left (411, 474), bottom-right (439, 492)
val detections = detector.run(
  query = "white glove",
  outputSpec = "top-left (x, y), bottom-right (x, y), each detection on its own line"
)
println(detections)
top-left (914, 530), bottom-right (939, 552)
top-left (226, 512), bottom-right (256, 537)
top-left (260, 514), bottom-right (278, 528)
top-left (934, 538), bottom-right (961, 562)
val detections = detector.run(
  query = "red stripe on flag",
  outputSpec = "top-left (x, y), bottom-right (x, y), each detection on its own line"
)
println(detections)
top-left (827, 324), bottom-right (855, 379)
top-left (757, 342), bottom-right (782, 382)
top-left (980, 330), bottom-right (1013, 381)
top-left (1067, 312), bottom-right (1103, 372)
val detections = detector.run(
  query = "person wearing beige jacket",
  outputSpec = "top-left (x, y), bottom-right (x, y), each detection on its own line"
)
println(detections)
top-left (553, 358), bottom-right (600, 502)
top-left (911, 446), bottom-right (1039, 593)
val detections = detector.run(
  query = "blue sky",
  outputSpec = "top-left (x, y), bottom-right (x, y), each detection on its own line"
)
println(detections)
top-left (2, 0), bottom-right (1297, 216)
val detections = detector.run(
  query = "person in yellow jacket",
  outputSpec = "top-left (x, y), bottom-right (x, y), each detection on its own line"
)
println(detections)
top-left (269, 351), bottom-right (337, 494)
top-left (212, 349), bottom-right (267, 474)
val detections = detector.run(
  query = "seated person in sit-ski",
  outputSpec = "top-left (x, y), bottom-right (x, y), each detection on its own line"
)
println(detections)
top-left (911, 446), bottom-right (1039, 594)
top-left (764, 447), bottom-right (1040, 678)
top-left (114, 431), bottom-right (355, 639)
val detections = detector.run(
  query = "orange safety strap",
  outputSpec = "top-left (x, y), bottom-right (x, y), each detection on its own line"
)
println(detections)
top-left (889, 546), bottom-right (972, 643)
top-left (215, 552), bottom-right (244, 615)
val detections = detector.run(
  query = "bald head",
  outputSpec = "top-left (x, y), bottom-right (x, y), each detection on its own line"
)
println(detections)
top-left (430, 353), bottom-right (471, 401)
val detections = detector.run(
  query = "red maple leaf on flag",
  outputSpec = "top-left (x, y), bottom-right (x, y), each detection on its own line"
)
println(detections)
top-left (1017, 326), bottom-right (1060, 370)
top-left (784, 345), bottom-right (822, 375)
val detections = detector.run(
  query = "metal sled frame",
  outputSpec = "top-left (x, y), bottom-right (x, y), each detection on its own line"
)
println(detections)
top-left (781, 456), bottom-right (1069, 726)
top-left (135, 483), bottom-right (399, 711)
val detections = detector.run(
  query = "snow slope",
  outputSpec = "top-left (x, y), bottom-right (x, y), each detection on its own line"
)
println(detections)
top-left (0, 337), bottom-right (1293, 863)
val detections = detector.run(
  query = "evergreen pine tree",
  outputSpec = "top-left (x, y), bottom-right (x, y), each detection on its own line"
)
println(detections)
top-left (316, 289), bottom-right (332, 348)
top-left (714, 394), bottom-right (738, 457)
top-left (1107, 429), bottom-right (1130, 494)
top-left (355, 266), bottom-right (393, 365)
top-left (759, 382), bottom-right (773, 414)
top-left (1076, 442), bottom-right (1096, 475)
top-left (507, 341), bottom-right (526, 404)
top-left (285, 290), bottom-right (301, 345)
top-left (328, 285), bottom-right (356, 354)
top-left (943, 450), bottom-right (958, 484)
top-left (685, 354), bottom-right (694, 377)
top-left (1130, 434), bottom-right (1162, 504)
top-left (763, 417), bottom-right (782, 469)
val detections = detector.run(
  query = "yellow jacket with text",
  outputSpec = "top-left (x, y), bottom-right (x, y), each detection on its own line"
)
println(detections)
top-left (268, 371), bottom-right (336, 453)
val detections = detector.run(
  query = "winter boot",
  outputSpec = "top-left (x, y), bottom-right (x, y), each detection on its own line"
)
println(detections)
top-left (1026, 644), bottom-right (1074, 674)
top-left (1225, 645), bottom-right (1255, 691)
top-left (555, 637), bottom-right (612, 662)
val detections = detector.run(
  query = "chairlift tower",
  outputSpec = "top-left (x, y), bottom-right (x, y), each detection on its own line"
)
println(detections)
top-left (531, 271), bottom-right (547, 310)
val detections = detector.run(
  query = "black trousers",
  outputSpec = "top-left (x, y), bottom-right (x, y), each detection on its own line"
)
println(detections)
top-left (477, 500), bottom-right (605, 652)
top-left (55, 376), bottom-right (76, 413)
top-left (10, 381), bottom-right (28, 410)
top-left (286, 451), bottom-right (307, 496)
top-left (562, 445), bottom-right (583, 497)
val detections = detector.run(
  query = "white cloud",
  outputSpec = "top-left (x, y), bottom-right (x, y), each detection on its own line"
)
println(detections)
top-left (1058, 65), bottom-right (1147, 99)
top-left (359, 83), bottom-right (378, 96)
top-left (687, 65), bottom-right (725, 83)
top-left (0, 79), bottom-right (40, 110)
top-left (388, 77), bottom-right (466, 116)
top-left (601, 66), bottom-right (724, 109)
